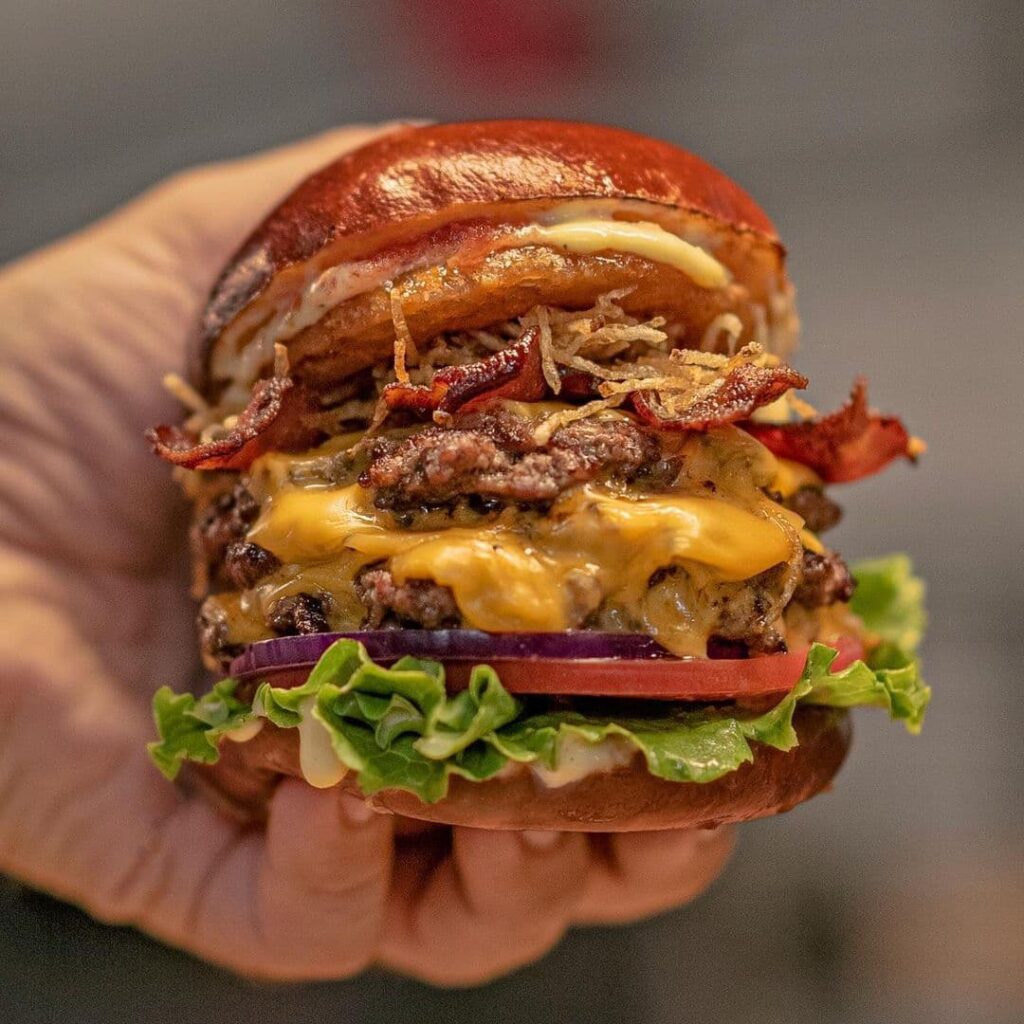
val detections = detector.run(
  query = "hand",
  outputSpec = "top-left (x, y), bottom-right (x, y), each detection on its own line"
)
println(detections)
top-left (0, 126), bottom-right (733, 985)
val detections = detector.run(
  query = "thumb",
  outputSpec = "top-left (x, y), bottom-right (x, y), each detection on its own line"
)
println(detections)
top-left (252, 780), bottom-right (394, 980)
top-left (110, 121), bottom-right (419, 299)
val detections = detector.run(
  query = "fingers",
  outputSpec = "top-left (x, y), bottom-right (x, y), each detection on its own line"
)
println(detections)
top-left (574, 826), bottom-right (734, 925)
top-left (137, 780), bottom-right (394, 981)
top-left (250, 780), bottom-right (394, 980)
top-left (380, 827), bottom-right (589, 986)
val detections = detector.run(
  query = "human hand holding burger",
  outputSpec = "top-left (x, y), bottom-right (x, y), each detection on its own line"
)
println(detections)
top-left (0, 124), bottom-right (745, 985)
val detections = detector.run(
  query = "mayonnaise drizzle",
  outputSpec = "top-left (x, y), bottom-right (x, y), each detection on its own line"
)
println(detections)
top-left (296, 696), bottom-right (347, 788)
top-left (528, 734), bottom-right (638, 789)
top-left (223, 718), bottom-right (264, 743)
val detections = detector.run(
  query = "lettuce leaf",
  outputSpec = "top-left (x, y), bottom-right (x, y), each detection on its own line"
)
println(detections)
top-left (265, 646), bottom-right (519, 802)
top-left (148, 545), bottom-right (929, 799)
top-left (850, 554), bottom-right (927, 652)
top-left (148, 678), bottom-right (253, 780)
top-left (802, 641), bottom-right (930, 733)
top-left (149, 633), bottom-right (929, 800)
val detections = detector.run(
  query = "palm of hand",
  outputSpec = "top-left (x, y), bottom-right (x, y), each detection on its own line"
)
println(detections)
top-left (0, 128), bottom-right (731, 985)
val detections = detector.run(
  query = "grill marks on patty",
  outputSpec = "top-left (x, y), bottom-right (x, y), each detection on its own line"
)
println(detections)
top-left (224, 541), bottom-right (281, 590)
top-left (267, 593), bottom-right (331, 636)
top-left (197, 600), bottom-right (245, 670)
top-left (363, 410), bottom-right (665, 510)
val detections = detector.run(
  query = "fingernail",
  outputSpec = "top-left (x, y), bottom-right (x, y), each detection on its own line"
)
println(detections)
top-left (521, 829), bottom-right (560, 850)
top-left (339, 792), bottom-right (374, 825)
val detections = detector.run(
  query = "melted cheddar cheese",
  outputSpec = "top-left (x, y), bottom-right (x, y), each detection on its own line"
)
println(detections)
top-left (231, 424), bottom-right (818, 657)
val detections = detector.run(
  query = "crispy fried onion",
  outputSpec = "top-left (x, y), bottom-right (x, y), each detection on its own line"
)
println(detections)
top-left (470, 296), bottom-right (805, 435)
top-left (520, 289), bottom-right (672, 389)
top-left (147, 376), bottom-right (320, 470)
top-left (591, 344), bottom-right (808, 431)
top-left (378, 291), bottom-right (808, 437)
top-left (381, 327), bottom-right (546, 422)
top-left (742, 379), bottom-right (917, 483)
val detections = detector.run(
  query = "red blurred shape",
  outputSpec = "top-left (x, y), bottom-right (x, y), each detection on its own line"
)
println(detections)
top-left (399, 0), bottom-right (596, 92)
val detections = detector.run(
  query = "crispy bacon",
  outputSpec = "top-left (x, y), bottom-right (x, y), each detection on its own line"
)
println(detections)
top-left (147, 377), bottom-right (319, 470)
top-left (382, 328), bottom-right (546, 417)
top-left (558, 368), bottom-right (602, 398)
top-left (743, 379), bottom-right (915, 483)
top-left (631, 363), bottom-right (808, 431)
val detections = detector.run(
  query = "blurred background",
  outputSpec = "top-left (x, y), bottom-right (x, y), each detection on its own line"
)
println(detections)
top-left (2, 1), bottom-right (1022, 1022)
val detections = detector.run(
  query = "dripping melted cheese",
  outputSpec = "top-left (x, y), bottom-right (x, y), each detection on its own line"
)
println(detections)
top-left (239, 426), bottom-right (811, 657)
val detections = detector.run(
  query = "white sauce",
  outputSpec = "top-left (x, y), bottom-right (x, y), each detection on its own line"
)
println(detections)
top-left (528, 219), bottom-right (728, 289)
top-left (223, 718), bottom-right (264, 743)
top-left (529, 734), bottom-right (638, 789)
top-left (296, 696), bottom-right (347, 788)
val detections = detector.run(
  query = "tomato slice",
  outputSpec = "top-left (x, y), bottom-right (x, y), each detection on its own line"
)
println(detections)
top-left (439, 634), bottom-right (863, 701)
top-left (243, 636), bottom-right (863, 703)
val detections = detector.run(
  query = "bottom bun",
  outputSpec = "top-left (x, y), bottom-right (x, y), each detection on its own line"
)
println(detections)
top-left (188, 707), bottom-right (851, 831)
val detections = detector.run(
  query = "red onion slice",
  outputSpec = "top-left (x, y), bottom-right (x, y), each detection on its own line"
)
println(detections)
top-left (231, 630), bottom-right (673, 677)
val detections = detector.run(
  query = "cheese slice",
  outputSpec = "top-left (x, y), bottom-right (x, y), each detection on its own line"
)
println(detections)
top-left (249, 483), bottom-right (799, 638)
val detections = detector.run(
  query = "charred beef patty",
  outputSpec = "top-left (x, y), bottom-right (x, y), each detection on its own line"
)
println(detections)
top-left (194, 482), bottom-right (260, 585)
top-left (783, 486), bottom-right (843, 534)
top-left (793, 549), bottom-right (855, 608)
top-left (267, 593), bottom-right (331, 636)
top-left (363, 409), bottom-right (664, 510)
top-left (356, 567), bottom-right (461, 629)
top-left (224, 541), bottom-right (281, 590)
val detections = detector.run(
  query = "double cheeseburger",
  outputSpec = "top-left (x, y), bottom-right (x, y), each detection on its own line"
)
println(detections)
top-left (148, 120), bottom-right (929, 830)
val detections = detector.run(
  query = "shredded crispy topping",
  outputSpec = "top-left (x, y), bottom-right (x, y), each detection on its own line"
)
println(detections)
top-left (373, 294), bottom-right (807, 439)
top-left (700, 312), bottom-right (744, 353)
top-left (532, 395), bottom-right (628, 445)
top-left (162, 292), bottom-right (817, 468)
top-left (388, 288), bottom-right (418, 386)
top-left (161, 373), bottom-right (208, 414)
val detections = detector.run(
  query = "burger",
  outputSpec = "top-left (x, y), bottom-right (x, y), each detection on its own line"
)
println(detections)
top-left (147, 120), bottom-right (929, 830)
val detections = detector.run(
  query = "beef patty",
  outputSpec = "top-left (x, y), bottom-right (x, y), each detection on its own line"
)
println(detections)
top-left (362, 409), bottom-right (665, 510)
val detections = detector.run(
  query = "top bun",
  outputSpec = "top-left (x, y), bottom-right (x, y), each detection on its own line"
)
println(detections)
top-left (199, 121), bottom-right (792, 399)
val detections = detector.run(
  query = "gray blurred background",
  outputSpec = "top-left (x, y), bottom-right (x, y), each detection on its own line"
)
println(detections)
top-left (2, 1), bottom-right (1022, 1022)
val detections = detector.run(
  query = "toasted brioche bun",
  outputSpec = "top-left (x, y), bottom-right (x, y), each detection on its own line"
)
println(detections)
top-left (199, 120), bottom-right (793, 398)
top-left (188, 707), bottom-right (850, 831)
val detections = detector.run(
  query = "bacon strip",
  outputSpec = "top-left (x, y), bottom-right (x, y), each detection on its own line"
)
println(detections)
top-left (557, 369), bottom-right (602, 398)
top-left (147, 377), bottom-right (319, 470)
top-left (743, 379), bottom-right (915, 483)
top-left (382, 328), bottom-right (546, 417)
top-left (631, 363), bottom-right (808, 431)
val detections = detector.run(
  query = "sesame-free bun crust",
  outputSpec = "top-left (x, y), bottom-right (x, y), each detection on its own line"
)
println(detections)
top-left (189, 707), bottom-right (850, 832)
top-left (200, 120), bottom-right (790, 395)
